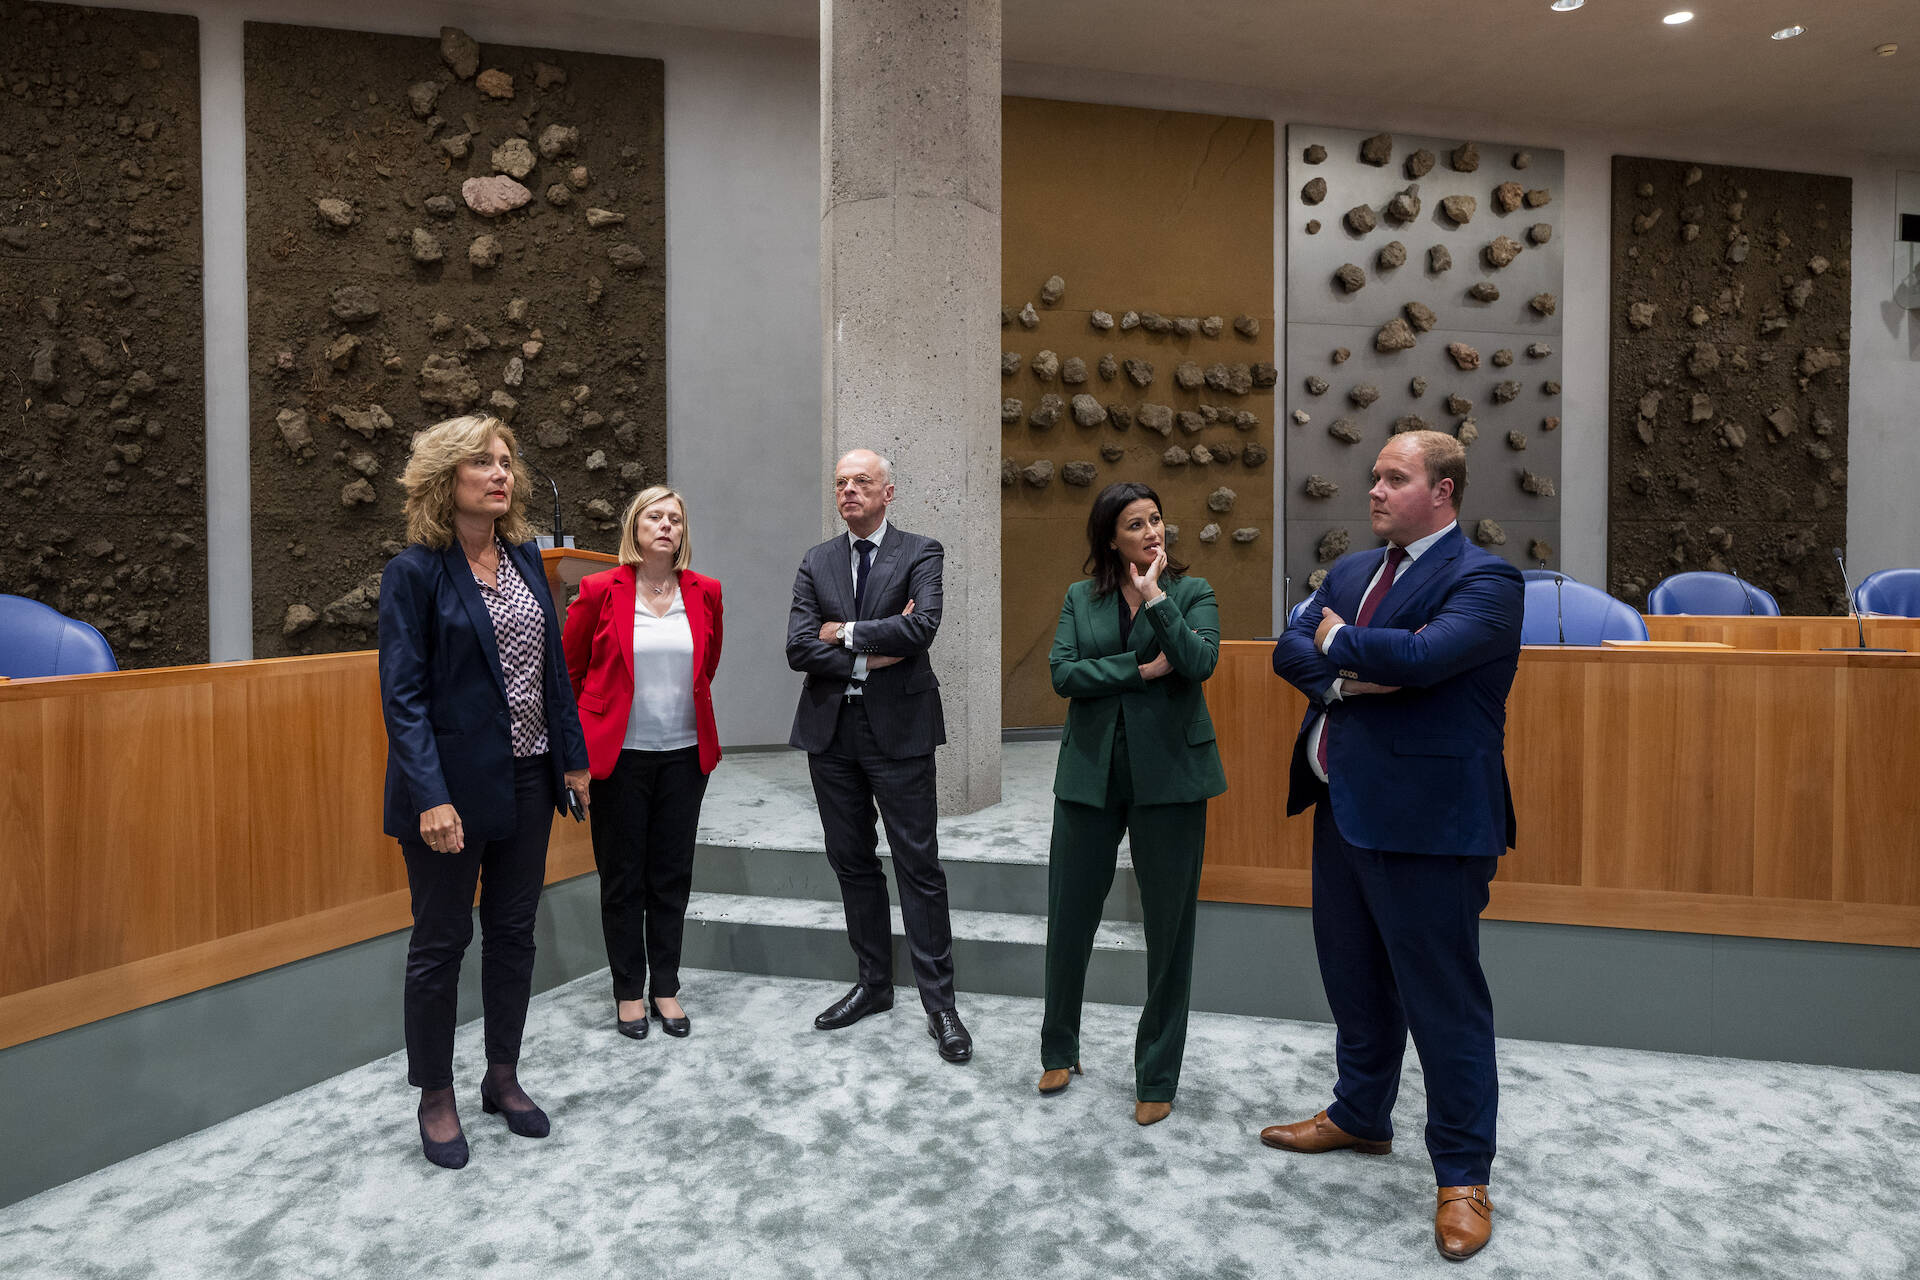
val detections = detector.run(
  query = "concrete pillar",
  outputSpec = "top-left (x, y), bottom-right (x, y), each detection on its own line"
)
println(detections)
top-left (821, 0), bottom-right (1002, 813)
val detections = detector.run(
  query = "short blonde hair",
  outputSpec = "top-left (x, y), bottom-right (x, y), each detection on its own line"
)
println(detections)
top-left (399, 415), bottom-right (535, 548)
top-left (1398, 428), bottom-right (1469, 510)
top-left (617, 485), bottom-right (692, 571)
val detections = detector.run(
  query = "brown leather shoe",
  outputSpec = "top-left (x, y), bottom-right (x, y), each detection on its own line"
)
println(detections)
top-left (1434, 1185), bottom-right (1493, 1260)
top-left (1259, 1109), bottom-right (1392, 1155)
top-left (1134, 1100), bottom-right (1172, 1126)
top-left (1037, 1063), bottom-right (1081, 1095)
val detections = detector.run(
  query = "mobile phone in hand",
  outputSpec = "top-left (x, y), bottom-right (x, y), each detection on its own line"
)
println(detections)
top-left (567, 788), bottom-right (586, 822)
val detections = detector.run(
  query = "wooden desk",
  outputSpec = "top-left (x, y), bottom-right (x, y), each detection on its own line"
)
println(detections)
top-left (0, 654), bottom-right (596, 1050)
top-left (1201, 641), bottom-right (1920, 947)
top-left (1643, 614), bottom-right (1920, 651)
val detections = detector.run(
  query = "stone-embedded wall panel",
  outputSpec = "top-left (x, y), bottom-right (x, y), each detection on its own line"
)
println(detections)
top-left (1002, 98), bottom-right (1274, 728)
top-left (0, 1), bottom-right (206, 667)
top-left (1283, 126), bottom-right (1564, 608)
top-left (244, 22), bottom-right (664, 657)
top-left (1608, 156), bottom-right (1850, 614)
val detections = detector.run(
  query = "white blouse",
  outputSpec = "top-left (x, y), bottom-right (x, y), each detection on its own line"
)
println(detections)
top-left (623, 592), bottom-right (699, 752)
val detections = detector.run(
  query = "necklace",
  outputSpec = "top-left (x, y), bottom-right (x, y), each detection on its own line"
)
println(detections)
top-left (638, 572), bottom-right (674, 598)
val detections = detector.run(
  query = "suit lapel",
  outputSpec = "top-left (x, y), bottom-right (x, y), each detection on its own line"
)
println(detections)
top-left (824, 534), bottom-right (858, 621)
top-left (1335, 550), bottom-right (1386, 620)
top-left (857, 530), bottom-right (907, 620)
top-left (679, 572), bottom-right (705, 679)
top-left (1375, 527), bottom-right (1462, 629)
top-left (443, 542), bottom-right (509, 705)
top-left (612, 564), bottom-right (638, 678)
top-left (1086, 584), bottom-right (1125, 656)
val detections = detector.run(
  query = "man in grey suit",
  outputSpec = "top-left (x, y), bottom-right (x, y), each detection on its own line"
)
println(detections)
top-left (786, 448), bottom-right (971, 1063)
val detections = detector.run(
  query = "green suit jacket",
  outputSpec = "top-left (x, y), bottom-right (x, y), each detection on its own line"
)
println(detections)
top-left (1049, 574), bottom-right (1229, 809)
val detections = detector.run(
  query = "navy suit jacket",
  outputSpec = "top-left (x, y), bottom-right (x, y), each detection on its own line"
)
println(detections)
top-left (1271, 525), bottom-right (1524, 858)
top-left (785, 526), bottom-right (946, 759)
top-left (378, 539), bottom-right (589, 843)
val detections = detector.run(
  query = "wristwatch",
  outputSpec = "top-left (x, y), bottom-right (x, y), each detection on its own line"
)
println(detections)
top-left (835, 623), bottom-right (850, 645)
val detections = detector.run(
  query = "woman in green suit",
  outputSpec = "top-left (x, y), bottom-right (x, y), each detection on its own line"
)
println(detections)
top-left (1039, 481), bottom-right (1227, 1126)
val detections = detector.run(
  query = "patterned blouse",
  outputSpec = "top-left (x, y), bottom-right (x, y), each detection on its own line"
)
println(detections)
top-left (472, 539), bottom-right (549, 757)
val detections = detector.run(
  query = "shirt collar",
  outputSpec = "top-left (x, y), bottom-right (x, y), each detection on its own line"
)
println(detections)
top-left (850, 517), bottom-right (889, 550)
top-left (1395, 520), bottom-right (1457, 563)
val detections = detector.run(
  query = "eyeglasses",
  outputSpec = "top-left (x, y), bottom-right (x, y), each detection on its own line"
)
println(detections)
top-left (833, 475), bottom-right (881, 492)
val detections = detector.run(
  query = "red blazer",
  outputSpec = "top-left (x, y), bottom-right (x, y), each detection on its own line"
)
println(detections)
top-left (562, 565), bottom-right (723, 778)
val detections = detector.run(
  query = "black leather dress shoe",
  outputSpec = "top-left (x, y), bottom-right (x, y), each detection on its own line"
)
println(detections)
top-left (928, 1008), bottom-right (972, 1063)
top-left (650, 997), bottom-right (690, 1038)
top-left (616, 1000), bottom-right (650, 1040)
top-left (480, 1081), bottom-right (550, 1139)
top-left (813, 983), bottom-right (894, 1030)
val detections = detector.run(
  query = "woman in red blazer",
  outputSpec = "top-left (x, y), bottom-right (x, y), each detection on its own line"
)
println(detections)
top-left (562, 484), bottom-right (722, 1041)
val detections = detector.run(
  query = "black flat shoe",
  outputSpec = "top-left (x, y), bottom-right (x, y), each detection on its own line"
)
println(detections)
top-left (650, 997), bottom-right (690, 1038)
top-left (814, 983), bottom-right (895, 1030)
top-left (479, 1081), bottom-right (551, 1139)
top-left (929, 1007), bottom-right (972, 1063)
top-left (617, 1000), bottom-right (650, 1040)
top-left (418, 1116), bottom-right (469, 1169)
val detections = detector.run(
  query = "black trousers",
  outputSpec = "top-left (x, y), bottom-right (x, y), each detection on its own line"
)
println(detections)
top-left (807, 698), bottom-right (956, 1013)
top-left (400, 754), bottom-right (555, 1090)
top-left (589, 745), bottom-right (709, 1001)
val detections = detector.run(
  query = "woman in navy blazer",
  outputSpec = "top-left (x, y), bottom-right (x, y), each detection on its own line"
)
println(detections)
top-left (378, 413), bottom-right (590, 1170)
top-left (562, 485), bottom-right (723, 1041)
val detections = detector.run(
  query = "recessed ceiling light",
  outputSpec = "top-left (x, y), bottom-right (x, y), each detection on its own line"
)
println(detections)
top-left (1664, 11), bottom-right (1695, 24)
top-left (1772, 25), bottom-right (1805, 40)
top-left (1550, 0), bottom-right (1584, 10)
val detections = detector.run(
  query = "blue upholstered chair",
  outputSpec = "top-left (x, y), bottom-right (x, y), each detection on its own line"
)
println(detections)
top-left (1286, 595), bottom-right (1315, 628)
top-left (1852, 568), bottom-right (1920, 618)
top-left (1520, 578), bottom-right (1648, 645)
top-left (1646, 571), bottom-right (1782, 616)
top-left (0, 595), bottom-right (118, 678)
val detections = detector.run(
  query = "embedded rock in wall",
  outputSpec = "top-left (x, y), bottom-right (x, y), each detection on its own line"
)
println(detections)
top-left (1335, 263), bottom-right (1367, 293)
top-left (1377, 241), bottom-right (1407, 270)
top-left (1440, 194), bottom-right (1476, 226)
top-left (1345, 205), bottom-right (1378, 235)
top-left (1405, 148), bottom-right (1435, 179)
top-left (1041, 274), bottom-right (1066, 305)
top-left (244, 22), bottom-right (666, 655)
top-left (1607, 155), bottom-right (1850, 613)
top-left (1302, 177), bottom-right (1328, 205)
top-left (1374, 318), bottom-right (1417, 352)
top-left (0, 4), bottom-right (210, 665)
top-left (1359, 133), bottom-right (1393, 166)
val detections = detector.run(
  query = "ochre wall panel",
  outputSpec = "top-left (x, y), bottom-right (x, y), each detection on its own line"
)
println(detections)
top-left (1002, 97), bottom-right (1275, 728)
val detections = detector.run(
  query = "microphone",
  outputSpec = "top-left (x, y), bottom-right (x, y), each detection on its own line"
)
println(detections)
top-left (524, 457), bottom-right (571, 549)
top-left (1724, 562), bottom-right (1758, 616)
top-left (1553, 573), bottom-right (1566, 645)
top-left (1822, 548), bottom-right (1903, 652)
top-left (1835, 548), bottom-right (1866, 649)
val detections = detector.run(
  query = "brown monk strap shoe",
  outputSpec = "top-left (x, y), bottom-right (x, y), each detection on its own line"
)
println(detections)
top-left (1037, 1063), bottom-right (1082, 1095)
top-left (1435, 1185), bottom-right (1493, 1260)
top-left (1134, 1100), bottom-right (1172, 1126)
top-left (1259, 1109), bottom-right (1393, 1155)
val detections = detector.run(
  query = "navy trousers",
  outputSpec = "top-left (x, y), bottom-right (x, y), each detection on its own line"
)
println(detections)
top-left (400, 754), bottom-right (554, 1089)
top-left (1312, 793), bottom-right (1500, 1186)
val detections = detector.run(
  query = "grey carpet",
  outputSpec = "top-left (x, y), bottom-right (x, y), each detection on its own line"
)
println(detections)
top-left (3, 967), bottom-right (1916, 1279)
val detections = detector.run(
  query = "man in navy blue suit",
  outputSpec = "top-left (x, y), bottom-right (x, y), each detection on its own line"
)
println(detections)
top-left (1265, 430), bottom-right (1524, 1262)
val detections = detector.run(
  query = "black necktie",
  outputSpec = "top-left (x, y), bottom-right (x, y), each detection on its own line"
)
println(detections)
top-left (852, 539), bottom-right (875, 618)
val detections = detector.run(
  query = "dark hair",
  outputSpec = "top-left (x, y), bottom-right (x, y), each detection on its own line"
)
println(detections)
top-left (1083, 482), bottom-right (1187, 598)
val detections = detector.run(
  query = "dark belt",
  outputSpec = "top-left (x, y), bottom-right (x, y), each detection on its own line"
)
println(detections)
top-left (842, 681), bottom-right (866, 703)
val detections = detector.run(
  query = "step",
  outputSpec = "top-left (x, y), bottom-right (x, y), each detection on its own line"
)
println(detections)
top-left (693, 840), bottom-right (1145, 923)
top-left (679, 891), bottom-right (1147, 1005)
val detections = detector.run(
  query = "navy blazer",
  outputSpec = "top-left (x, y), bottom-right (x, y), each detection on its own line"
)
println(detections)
top-left (785, 526), bottom-right (946, 759)
top-left (1271, 525), bottom-right (1524, 858)
top-left (378, 539), bottom-right (589, 843)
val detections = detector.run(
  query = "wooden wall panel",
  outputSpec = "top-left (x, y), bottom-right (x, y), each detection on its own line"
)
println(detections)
top-left (1202, 642), bottom-right (1920, 947)
top-left (0, 653), bottom-right (600, 1048)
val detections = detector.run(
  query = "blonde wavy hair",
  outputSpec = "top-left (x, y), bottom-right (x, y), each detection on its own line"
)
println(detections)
top-left (400, 415), bottom-right (536, 548)
top-left (617, 485), bottom-right (692, 571)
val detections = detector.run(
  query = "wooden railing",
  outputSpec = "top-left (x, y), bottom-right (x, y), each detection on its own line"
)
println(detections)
top-left (1202, 640), bottom-right (1920, 946)
top-left (0, 653), bottom-right (595, 1050)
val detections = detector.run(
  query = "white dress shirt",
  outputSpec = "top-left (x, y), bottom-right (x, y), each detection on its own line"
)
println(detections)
top-left (840, 517), bottom-right (890, 690)
top-left (623, 590), bottom-right (699, 752)
top-left (1306, 520), bottom-right (1457, 782)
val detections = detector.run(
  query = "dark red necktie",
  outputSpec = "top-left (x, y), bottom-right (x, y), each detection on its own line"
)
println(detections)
top-left (1317, 545), bottom-right (1407, 777)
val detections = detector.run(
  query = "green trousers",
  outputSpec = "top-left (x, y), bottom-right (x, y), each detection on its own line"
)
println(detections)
top-left (1040, 725), bottom-right (1207, 1103)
